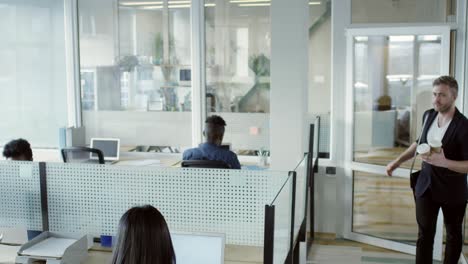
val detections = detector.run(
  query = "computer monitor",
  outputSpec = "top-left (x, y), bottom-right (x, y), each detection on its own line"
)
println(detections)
top-left (171, 232), bottom-right (224, 264)
top-left (179, 68), bottom-right (191, 86)
top-left (90, 138), bottom-right (120, 161)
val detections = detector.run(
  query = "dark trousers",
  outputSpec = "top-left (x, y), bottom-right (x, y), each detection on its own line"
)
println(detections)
top-left (416, 189), bottom-right (467, 264)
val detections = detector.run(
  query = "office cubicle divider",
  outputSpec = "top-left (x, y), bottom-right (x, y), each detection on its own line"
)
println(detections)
top-left (0, 161), bottom-right (43, 233)
top-left (0, 156), bottom-right (309, 263)
top-left (44, 163), bottom-right (288, 246)
top-left (39, 162), bottom-right (49, 232)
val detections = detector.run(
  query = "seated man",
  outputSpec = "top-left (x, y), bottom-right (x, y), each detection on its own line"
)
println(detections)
top-left (2, 138), bottom-right (33, 161)
top-left (183, 115), bottom-right (241, 169)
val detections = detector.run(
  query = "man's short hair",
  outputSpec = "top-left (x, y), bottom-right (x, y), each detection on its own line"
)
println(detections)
top-left (205, 115), bottom-right (226, 127)
top-left (433, 75), bottom-right (458, 96)
top-left (3, 138), bottom-right (33, 160)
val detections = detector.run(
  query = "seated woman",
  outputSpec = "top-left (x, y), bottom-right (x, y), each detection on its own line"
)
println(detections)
top-left (2, 138), bottom-right (33, 161)
top-left (111, 205), bottom-right (176, 264)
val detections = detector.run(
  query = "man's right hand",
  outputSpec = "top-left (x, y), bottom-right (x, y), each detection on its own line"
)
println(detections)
top-left (386, 160), bottom-right (400, 176)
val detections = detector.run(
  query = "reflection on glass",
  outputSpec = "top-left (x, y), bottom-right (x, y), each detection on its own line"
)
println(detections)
top-left (78, 0), bottom-right (192, 151)
top-left (353, 171), bottom-right (417, 244)
top-left (351, 0), bottom-right (456, 24)
top-left (352, 35), bottom-right (442, 169)
top-left (0, 0), bottom-right (68, 147)
top-left (205, 0), bottom-right (270, 114)
top-left (204, 0), bottom-right (270, 154)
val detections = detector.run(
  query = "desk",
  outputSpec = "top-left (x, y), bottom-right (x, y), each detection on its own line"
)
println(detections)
top-left (85, 244), bottom-right (262, 264)
top-left (0, 243), bottom-right (263, 264)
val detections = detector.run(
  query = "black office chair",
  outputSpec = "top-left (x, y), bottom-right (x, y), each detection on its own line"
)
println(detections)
top-left (61, 147), bottom-right (105, 164)
top-left (181, 160), bottom-right (231, 169)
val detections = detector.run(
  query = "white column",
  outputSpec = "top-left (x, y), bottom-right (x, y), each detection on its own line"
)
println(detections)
top-left (270, 0), bottom-right (309, 171)
top-left (191, 0), bottom-right (206, 146)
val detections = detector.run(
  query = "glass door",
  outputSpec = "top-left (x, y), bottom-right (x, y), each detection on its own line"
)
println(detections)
top-left (344, 26), bottom-right (451, 260)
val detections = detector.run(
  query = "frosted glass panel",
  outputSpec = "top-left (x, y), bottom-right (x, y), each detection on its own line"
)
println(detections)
top-left (0, 0), bottom-right (68, 148)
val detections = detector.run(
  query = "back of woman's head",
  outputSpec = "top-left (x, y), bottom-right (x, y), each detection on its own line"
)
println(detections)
top-left (3, 138), bottom-right (33, 161)
top-left (111, 205), bottom-right (176, 264)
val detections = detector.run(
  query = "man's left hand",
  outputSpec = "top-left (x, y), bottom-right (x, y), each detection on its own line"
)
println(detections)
top-left (421, 148), bottom-right (448, 168)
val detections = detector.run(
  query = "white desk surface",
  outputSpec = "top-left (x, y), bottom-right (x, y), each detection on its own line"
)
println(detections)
top-left (0, 243), bottom-right (262, 264)
top-left (85, 244), bottom-right (263, 264)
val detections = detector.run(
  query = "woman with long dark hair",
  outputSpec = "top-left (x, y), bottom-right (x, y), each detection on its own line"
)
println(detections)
top-left (111, 205), bottom-right (176, 264)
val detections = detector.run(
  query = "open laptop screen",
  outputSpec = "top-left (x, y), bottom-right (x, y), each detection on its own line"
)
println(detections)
top-left (90, 138), bottom-right (120, 161)
top-left (171, 232), bottom-right (224, 264)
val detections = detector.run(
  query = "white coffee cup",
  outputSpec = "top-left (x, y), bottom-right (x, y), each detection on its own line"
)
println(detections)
top-left (417, 143), bottom-right (431, 155)
top-left (428, 139), bottom-right (442, 153)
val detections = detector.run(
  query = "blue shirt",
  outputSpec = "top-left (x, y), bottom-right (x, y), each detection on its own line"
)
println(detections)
top-left (182, 143), bottom-right (241, 169)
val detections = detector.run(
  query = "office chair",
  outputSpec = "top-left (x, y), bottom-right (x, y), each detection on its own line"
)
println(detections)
top-left (181, 160), bottom-right (231, 169)
top-left (61, 147), bottom-right (105, 164)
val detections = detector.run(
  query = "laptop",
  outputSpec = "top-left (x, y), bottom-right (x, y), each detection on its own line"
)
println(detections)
top-left (90, 138), bottom-right (120, 164)
top-left (170, 232), bottom-right (224, 264)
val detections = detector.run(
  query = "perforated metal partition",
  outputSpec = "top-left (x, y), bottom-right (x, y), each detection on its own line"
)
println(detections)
top-left (45, 163), bottom-right (288, 246)
top-left (0, 161), bottom-right (42, 230)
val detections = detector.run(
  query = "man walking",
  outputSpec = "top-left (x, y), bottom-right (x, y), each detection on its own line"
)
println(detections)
top-left (386, 76), bottom-right (468, 263)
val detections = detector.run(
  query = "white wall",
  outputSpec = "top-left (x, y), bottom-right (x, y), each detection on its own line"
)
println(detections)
top-left (309, 18), bottom-right (331, 114)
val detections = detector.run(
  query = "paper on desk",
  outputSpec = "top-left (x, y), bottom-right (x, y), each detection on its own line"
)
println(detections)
top-left (21, 237), bottom-right (77, 258)
top-left (0, 244), bottom-right (20, 263)
top-left (117, 159), bottom-right (161, 166)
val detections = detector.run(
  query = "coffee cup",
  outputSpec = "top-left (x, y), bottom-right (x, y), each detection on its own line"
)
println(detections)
top-left (417, 143), bottom-right (431, 155)
top-left (428, 139), bottom-right (442, 153)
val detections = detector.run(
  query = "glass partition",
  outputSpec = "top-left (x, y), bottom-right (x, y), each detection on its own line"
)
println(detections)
top-left (78, 0), bottom-right (192, 152)
top-left (293, 154), bottom-right (308, 243)
top-left (352, 34), bottom-right (443, 169)
top-left (270, 174), bottom-right (293, 263)
top-left (0, 0), bottom-right (68, 148)
top-left (204, 0), bottom-right (270, 154)
top-left (353, 170), bottom-right (417, 244)
top-left (351, 0), bottom-right (456, 24)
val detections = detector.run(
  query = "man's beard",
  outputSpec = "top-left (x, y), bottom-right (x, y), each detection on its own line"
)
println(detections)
top-left (435, 103), bottom-right (452, 113)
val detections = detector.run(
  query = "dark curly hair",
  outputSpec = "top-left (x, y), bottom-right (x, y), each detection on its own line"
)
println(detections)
top-left (3, 138), bottom-right (33, 161)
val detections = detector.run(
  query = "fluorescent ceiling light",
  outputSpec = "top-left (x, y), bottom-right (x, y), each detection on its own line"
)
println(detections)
top-left (238, 3), bottom-right (270, 6)
top-left (419, 35), bottom-right (440, 41)
top-left (120, 1), bottom-right (163, 6)
top-left (386, 74), bottom-right (412, 81)
top-left (309, 1), bottom-right (321, 4)
top-left (168, 4), bottom-right (190, 8)
top-left (168, 0), bottom-right (190, 3)
top-left (142, 5), bottom-right (163, 9)
top-left (230, 0), bottom-right (269, 3)
top-left (354, 82), bottom-right (368, 88)
top-left (355, 36), bottom-right (368, 42)
top-left (389, 35), bottom-right (414, 42)
top-left (205, 3), bottom-right (216, 7)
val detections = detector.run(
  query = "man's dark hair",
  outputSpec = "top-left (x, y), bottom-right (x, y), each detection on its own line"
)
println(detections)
top-left (111, 205), bottom-right (176, 264)
top-left (3, 138), bottom-right (33, 161)
top-left (433, 75), bottom-right (458, 96)
top-left (204, 115), bottom-right (226, 143)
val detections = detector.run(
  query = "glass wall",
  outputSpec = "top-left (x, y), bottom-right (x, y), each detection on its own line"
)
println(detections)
top-left (78, 0), bottom-right (192, 152)
top-left (204, 0), bottom-right (270, 154)
top-left (352, 0), bottom-right (456, 23)
top-left (353, 171), bottom-right (418, 244)
top-left (0, 0), bottom-right (68, 148)
top-left (352, 34), bottom-right (443, 169)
